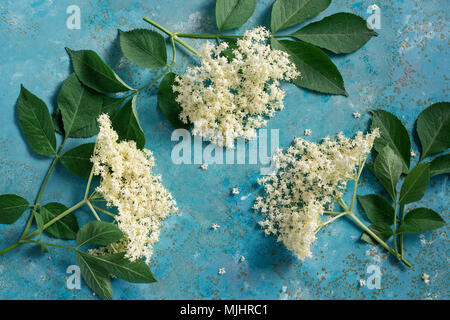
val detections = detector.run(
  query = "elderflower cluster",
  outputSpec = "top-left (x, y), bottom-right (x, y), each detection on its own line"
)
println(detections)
top-left (253, 129), bottom-right (380, 260)
top-left (90, 114), bottom-right (177, 263)
top-left (173, 27), bottom-right (299, 148)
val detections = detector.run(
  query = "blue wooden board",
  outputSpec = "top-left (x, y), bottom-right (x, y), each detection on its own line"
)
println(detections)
top-left (0, 0), bottom-right (448, 299)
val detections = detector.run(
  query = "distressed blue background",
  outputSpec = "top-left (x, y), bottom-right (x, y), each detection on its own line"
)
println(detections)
top-left (0, 0), bottom-right (448, 300)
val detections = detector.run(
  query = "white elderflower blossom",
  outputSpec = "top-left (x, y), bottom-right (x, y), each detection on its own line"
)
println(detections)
top-left (173, 27), bottom-right (299, 148)
top-left (422, 273), bottom-right (430, 284)
top-left (211, 223), bottom-right (220, 231)
top-left (90, 114), bottom-right (177, 263)
top-left (253, 129), bottom-right (379, 260)
top-left (200, 163), bottom-right (208, 170)
top-left (218, 268), bottom-right (226, 275)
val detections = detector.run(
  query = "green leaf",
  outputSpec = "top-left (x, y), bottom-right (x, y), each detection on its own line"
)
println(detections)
top-left (79, 252), bottom-right (156, 284)
top-left (0, 194), bottom-right (29, 224)
top-left (60, 143), bottom-right (95, 179)
top-left (33, 212), bottom-right (49, 252)
top-left (119, 29), bottom-right (167, 69)
top-left (76, 221), bottom-right (123, 248)
top-left (102, 96), bottom-right (125, 119)
top-left (35, 212), bottom-right (44, 232)
top-left (416, 102), bottom-right (450, 160)
top-left (40, 202), bottom-right (79, 240)
top-left (75, 251), bottom-right (112, 300)
top-left (34, 212), bottom-right (44, 236)
top-left (398, 208), bottom-right (445, 234)
top-left (16, 85), bottom-right (56, 156)
top-left (371, 109), bottom-right (411, 173)
top-left (112, 95), bottom-right (146, 149)
top-left (271, 0), bottom-right (331, 33)
top-left (271, 38), bottom-right (347, 95)
top-left (66, 48), bottom-right (133, 94)
top-left (360, 223), bottom-right (393, 246)
top-left (52, 108), bottom-right (64, 136)
top-left (372, 145), bottom-right (403, 201)
top-left (157, 72), bottom-right (190, 129)
top-left (220, 40), bottom-right (238, 62)
top-left (216, 0), bottom-right (257, 31)
top-left (57, 73), bottom-right (103, 138)
top-left (291, 13), bottom-right (377, 54)
top-left (399, 163), bottom-right (430, 204)
top-left (429, 153), bottom-right (450, 177)
top-left (357, 194), bottom-right (395, 225)
top-left (55, 96), bottom-right (123, 137)
top-left (39, 242), bottom-right (50, 253)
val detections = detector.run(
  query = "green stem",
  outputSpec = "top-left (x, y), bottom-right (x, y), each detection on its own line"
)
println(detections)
top-left (92, 204), bottom-right (116, 218)
top-left (21, 137), bottom-right (69, 240)
top-left (349, 157), bottom-right (367, 212)
top-left (337, 197), bottom-right (350, 212)
top-left (318, 212), bottom-right (348, 232)
top-left (84, 166), bottom-right (95, 200)
top-left (392, 200), bottom-right (399, 256)
top-left (142, 17), bottom-right (174, 38)
top-left (24, 199), bottom-right (87, 241)
top-left (0, 199), bottom-right (87, 257)
top-left (323, 210), bottom-right (342, 215)
top-left (176, 32), bottom-right (244, 40)
top-left (169, 36), bottom-right (177, 66)
top-left (347, 212), bottom-right (412, 267)
top-left (399, 204), bottom-right (405, 258)
top-left (338, 188), bottom-right (411, 268)
top-left (171, 35), bottom-right (199, 56)
top-left (143, 17), bottom-right (199, 56)
top-left (0, 243), bottom-right (21, 257)
top-left (175, 32), bottom-right (289, 40)
top-left (349, 179), bottom-right (359, 212)
top-left (20, 240), bottom-right (75, 251)
top-left (89, 190), bottom-right (102, 200)
top-left (86, 201), bottom-right (101, 221)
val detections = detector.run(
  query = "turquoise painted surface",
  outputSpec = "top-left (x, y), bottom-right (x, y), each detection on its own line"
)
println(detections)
top-left (0, 0), bottom-right (448, 299)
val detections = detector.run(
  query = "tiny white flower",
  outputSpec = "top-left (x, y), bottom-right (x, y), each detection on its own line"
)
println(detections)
top-left (359, 279), bottom-right (366, 287)
top-left (422, 273), bottom-right (430, 284)
top-left (411, 150), bottom-right (417, 157)
top-left (353, 112), bottom-right (362, 119)
top-left (218, 268), bottom-right (226, 275)
top-left (200, 163), bottom-right (208, 170)
top-left (232, 187), bottom-right (240, 195)
top-left (211, 223), bottom-right (220, 231)
top-left (304, 129), bottom-right (312, 136)
top-left (240, 256), bottom-right (246, 263)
